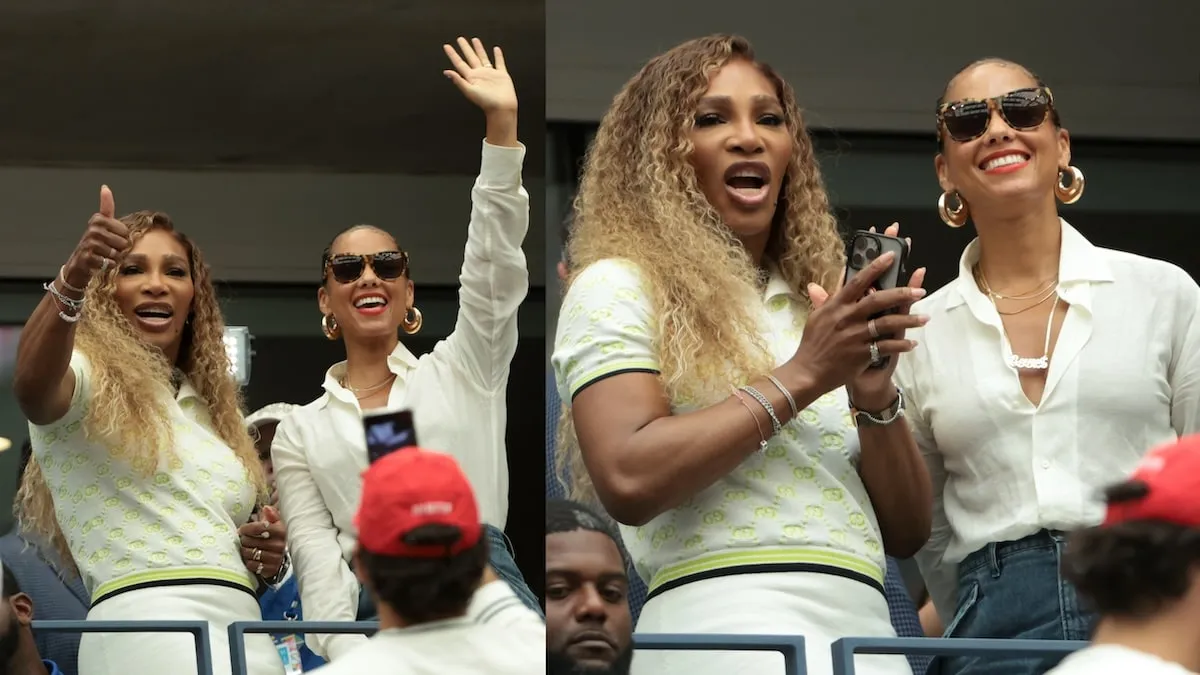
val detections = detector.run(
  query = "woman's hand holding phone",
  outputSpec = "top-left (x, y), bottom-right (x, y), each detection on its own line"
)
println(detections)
top-left (785, 223), bottom-right (928, 405)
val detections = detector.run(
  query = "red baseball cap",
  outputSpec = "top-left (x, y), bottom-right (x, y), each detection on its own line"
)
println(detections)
top-left (354, 448), bottom-right (482, 557)
top-left (1103, 434), bottom-right (1200, 528)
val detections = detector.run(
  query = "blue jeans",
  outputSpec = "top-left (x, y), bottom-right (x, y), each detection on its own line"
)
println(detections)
top-left (935, 530), bottom-right (1095, 675)
top-left (356, 524), bottom-right (542, 620)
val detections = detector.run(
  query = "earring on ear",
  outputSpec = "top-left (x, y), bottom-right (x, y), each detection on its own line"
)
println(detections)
top-left (1055, 166), bottom-right (1085, 205)
top-left (938, 190), bottom-right (969, 228)
top-left (321, 313), bottom-right (341, 341)
top-left (401, 306), bottom-right (423, 335)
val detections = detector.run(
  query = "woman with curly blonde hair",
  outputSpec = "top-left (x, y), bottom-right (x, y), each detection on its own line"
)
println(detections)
top-left (12, 187), bottom-right (284, 675)
top-left (552, 35), bottom-right (932, 675)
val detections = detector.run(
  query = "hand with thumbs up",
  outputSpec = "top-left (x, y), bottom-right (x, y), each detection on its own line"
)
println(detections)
top-left (62, 185), bottom-right (130, 292)
top-left (239, 504), bottom-right (288, 581)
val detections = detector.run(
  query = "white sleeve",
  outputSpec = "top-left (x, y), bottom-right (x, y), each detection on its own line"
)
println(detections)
top-left (551, 259), bottom-right (659, 403)
top-left (432, 140), bottom-right (530, 393)
top-left (1169, 265), bottom-right (1200, 436)
top-left (271, 414), bottom-right (368, 661)
top-left (468, 579), bottom-right (545, 645)
top-left (894, 340), bottom-right (958, 624)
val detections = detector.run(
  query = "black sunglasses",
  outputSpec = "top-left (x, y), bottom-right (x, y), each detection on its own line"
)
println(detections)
top-left (937, 87), bottom-right (1054, 143)
top-left (323, 250), bottom-right (409, 284)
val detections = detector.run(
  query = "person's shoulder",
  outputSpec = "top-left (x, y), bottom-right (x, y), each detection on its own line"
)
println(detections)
top-left (570, 258), bottom-right (648, 290)
top-left (1101, 247), bottom-right (1192, 284)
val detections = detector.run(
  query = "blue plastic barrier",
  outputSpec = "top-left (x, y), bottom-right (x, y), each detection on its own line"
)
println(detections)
top-left (32, 620), bottom-right (214, 675)
top-left (831, 637), bottom-right (1087, 675)
top-left (635, 633), bottom-right (808, 675)
top-left (227, 620), bottom-right (379, 675)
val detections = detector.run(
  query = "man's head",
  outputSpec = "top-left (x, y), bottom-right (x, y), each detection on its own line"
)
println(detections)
top-left (245, 403), bottom-right (299, 504)
top-left (545, 499), bottom-right (634, 675)
top-left (1064, 434), bottom-right (1200, 622)
top-left (1, 561), bottom-right (40, 672)
top-left (353, 449), bottom-right (488, 626)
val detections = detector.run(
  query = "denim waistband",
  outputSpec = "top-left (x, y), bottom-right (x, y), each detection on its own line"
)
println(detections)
top-left (959, 529), bottom-right (1066, 576)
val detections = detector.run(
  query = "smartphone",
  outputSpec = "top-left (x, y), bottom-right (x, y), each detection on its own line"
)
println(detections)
top-left (362, 408), bottom-right (418, 464)
top-left (844, 230), bottom-right (910, 370)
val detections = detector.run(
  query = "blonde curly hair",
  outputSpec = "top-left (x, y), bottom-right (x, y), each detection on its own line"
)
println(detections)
top-left (17, 212), bottom-right (267, 573)
top-left (556, 34), bottom-right (845, 503)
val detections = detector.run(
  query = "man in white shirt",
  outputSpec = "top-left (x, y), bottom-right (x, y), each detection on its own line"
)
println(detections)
top-left (1049, 435), bottom-right (1200, 675)
top-left (313, 448), bottom-right (543, 674)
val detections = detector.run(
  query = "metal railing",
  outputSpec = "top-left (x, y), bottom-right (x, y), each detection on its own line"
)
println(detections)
top-left (33, 620), bottom-right (214, 675)
top-left (227, 620), bottom-right (379, 675)
top-left (831, 637), bottom-right (1087, 675)
top-left (635, 633), bottom-right (809, 675)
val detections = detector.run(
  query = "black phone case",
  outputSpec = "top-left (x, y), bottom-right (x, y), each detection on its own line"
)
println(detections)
top-left (363, 410), bottom-right (418, 464)
top-left (843, 231), bottom-right (910, 370)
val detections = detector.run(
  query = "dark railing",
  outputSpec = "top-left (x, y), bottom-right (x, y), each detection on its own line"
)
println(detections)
top-left (32, 620), bottom-right (214, 675)
top-left (831, 636), bottom-right (1087, 675)
top-left (227, 620), bottom-right (379, 675)
top-left (635, 633), bottom-right (809, 675)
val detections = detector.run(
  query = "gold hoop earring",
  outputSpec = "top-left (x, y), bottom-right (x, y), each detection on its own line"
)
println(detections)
top-left (938, 190), bottom-right (969, 228)
top-left (1055, 166), bottom-right (1085, 205)
top-left (321, 313), bottom-right (340, 341)
top-left (401, 306), bottom-right (423, 335)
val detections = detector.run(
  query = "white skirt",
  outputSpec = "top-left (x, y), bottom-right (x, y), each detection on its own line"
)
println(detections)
top-left (632, 571), bottom-right (912, 675)
top-left (80, 583), bottom-right (284, 675)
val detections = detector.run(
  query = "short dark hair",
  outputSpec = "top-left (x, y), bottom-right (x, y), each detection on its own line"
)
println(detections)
top-left (360, 530), bottom-right (489, 624)
top-left (1063, 479), bottom-right (1200, 618)
top-left (546, 499), bottom-right (631, 571)
top-left (935, 57), bottom-right (1062, 150)
top-left (2, 563), bottom-right (20, 600)
top-left (319, 224), bottom-right (400, 285)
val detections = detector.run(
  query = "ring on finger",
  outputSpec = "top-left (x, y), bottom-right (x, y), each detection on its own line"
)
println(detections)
top-left (867, 319), bottom-right (880, 340)
top-left (868, 341), bottom-right (882, 365)
top-left (255, 562), bottom-right (264, 576)
top-left (252, 548), bottom-right (262, 561)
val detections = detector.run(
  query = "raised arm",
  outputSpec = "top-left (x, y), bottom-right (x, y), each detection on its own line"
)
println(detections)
top-left (271, 417), bottom-right (368, 661)
top-left (14, 186), bottom-right (128, 424)
top-left (438, 37), bottom-right (529, 391)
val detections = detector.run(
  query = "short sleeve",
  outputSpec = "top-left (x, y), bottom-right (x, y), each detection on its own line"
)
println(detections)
top-left (551, 259), bottom-right (659, 402)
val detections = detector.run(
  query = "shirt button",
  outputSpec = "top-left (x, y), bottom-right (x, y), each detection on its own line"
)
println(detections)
top-left (1041, 460), bottom-right (1051, 469)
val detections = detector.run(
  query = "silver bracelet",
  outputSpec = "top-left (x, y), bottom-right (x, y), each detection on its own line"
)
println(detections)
top-left (764, 374), bottom-right (798, 419)
top-left (58, 265), bottom-right (86, 294)
top-left (849, 388), bottom-right (906, 427)
top-left (738, 385), bottom-right (782, 436)
top-left (43, 280), bottom-right (83, 323)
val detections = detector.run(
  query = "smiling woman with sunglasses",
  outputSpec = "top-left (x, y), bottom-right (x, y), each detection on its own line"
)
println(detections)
top-left (892, 58), bottom-right (1200, 675)
top-left (267, 37), bottom-right (540, 663)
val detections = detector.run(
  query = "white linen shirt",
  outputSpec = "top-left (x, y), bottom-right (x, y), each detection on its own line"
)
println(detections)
top-left (894, 220), bottom-right (1200, 621)
top-left (271, 140), bottom-right (529, 661)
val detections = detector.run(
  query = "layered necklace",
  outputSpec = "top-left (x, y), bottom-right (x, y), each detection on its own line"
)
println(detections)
top-left (340, 372), bottom-right (395, 400)
top-left (974, 266), bottom-right (1060, 371)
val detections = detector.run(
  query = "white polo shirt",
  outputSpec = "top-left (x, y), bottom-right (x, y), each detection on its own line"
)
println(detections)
top-left (28, 351), bottom-right (258, 602)
top-left (552, 258), bottom-right (885, 596)
top-left (272, 139), bottom-right (529, 661)
top-left (1048, 645), bottom-right (1196, 675)
top-left (312, 580), bottom-right (544, 675)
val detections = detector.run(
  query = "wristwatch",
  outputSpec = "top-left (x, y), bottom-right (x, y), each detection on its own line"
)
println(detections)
top-left (849, 387), bottom-right (905, 427)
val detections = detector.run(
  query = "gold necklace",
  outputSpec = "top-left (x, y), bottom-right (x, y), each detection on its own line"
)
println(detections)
top-left (975, 266), bottom-right (1058, 301)
top-left (341, 373), bottom-right (395, 399)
